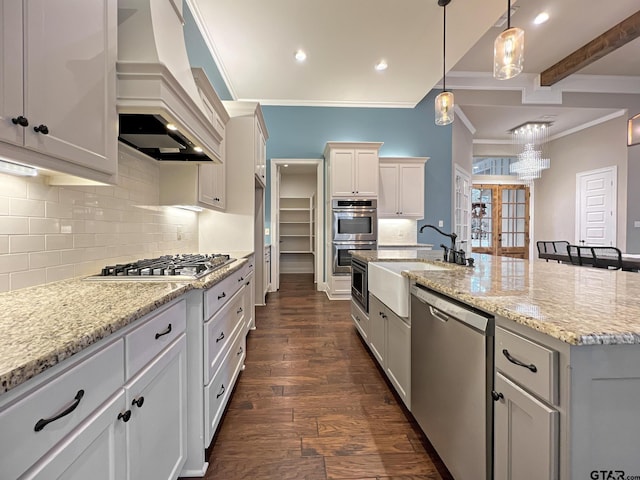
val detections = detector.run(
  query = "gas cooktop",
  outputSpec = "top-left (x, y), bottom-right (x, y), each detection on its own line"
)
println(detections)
top-left (85, 254), bottom-right (236, 281)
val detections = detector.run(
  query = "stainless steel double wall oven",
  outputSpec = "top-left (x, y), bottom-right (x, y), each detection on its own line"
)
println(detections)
top-left (331, 198), bottom-right (377, 275)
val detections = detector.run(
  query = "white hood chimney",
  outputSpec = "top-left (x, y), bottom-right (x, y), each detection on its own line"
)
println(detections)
top-left (117, 0), bottom-right (222, 162)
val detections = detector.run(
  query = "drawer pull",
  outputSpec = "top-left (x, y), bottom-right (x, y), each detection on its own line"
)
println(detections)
top-left (216, 332), bottom-right (225, 343)
top-left (238, 276), bottom-right (244, 282)
top-left (355, 315), bottom-right (361, 322)
top-left (502, 349), bottom-right (538, 373)
top-left (155, 324), bottom-right (172, 340)
top-left (11, 115), bottom-right (29, 127)
top-left (491, 390), bottom-right (504, 401)
top-left (237, 347), bottom-right (244, 356)
top-left (379, 311), bottom-right (387, 319)
top-left (118, 410), bottom-right (131, 423)
top-left (34, 389), bottom-right (85, 431)
top-left (237, 307), bottom-right (243, 315)
top-left (132, 396), bottom-right (145, 408)
top-left (216, 384), bottom-right (225, 399)
top-left (33, 124), bottom-right (49, 135)
top-left (246, 281), bottom-right (250, 286)
top-left (218, 292), bottom-right (226, 300)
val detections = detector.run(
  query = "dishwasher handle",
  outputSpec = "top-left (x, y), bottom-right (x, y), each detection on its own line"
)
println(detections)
top-left (428, 305), bottom-right (450, 323)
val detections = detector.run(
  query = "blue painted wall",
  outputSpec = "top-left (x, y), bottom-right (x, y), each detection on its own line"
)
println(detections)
top-left (183, 2), bottom-right (453, 248)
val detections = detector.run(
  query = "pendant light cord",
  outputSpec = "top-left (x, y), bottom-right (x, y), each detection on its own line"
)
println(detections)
top-left (507, 0), bottom-right (511, 30)
top-left (442, 2), bottom-right (446, 92)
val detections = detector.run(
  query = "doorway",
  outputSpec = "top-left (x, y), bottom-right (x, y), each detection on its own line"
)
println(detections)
top-left (270, 159), bottom-right (324, 291)
top-left (471, 184), bottom-right (530, 259)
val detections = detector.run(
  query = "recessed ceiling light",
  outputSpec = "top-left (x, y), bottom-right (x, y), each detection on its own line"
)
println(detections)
top-left (295, 50), bottom-right (307, 62)
top-left (166, 123), bottom-right (178, 131)
top-left (193, 146), bottom-right (203, 153)
top-left (284, 164), bottom-right (289, 167)
top-left (534, 12), bottom-right (549, 25)
top-left (375, 60), bottom-right (388, 71)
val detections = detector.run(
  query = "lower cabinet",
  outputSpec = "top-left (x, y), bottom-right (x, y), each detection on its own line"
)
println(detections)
top-left (350, 299), bottom-right (369, 343)
top-left (21, 390), bottom-right (127, 480)
top-left (125, 335), bottom-right (187, 480)
top-left (493, 373), bottom-right (558, 480)
top-left (366, 294), bottom-right (411, 409)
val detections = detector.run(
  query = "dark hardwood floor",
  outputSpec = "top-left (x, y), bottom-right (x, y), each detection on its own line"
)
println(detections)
top-left (201, 273), bottom-right (452, 480)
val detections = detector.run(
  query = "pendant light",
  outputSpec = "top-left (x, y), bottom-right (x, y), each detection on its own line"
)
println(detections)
top-left (493, 0), bottom-right (524, 80)
top-left (435, 0), bottom-right (454, 126)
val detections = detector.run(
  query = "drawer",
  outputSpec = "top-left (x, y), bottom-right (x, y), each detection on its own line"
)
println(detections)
top-left (0, 340), bottom-right (124, 480)
top-left (351, 299), bottom-right (370, 343)
top-left (204, 288), bottom-right (245, 384)
top-left (204, 328), bottom-right (246, 445)
top-left (495, 326), bottom-right (558, 404)
top-left (125, 299), bottom-right (186, 379)
top-left (204, 264), bottom-right (246, 320)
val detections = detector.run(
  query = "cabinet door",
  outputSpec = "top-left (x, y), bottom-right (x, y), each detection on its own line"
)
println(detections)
top-left (125, 335), bottom-right (187, 480)
top-left (378, 164), bottom-right (399, 216)
top-left (0, 1), bottom-right (24, 146)
top-left (21, 390), bottom-right (126, 480)
top-left (368, 296), bottom-right (386, 367)
top-left (494, 373), bottom-right (558, 480)
top-left (399, 164), bottom-right (424, 217)
top-left (254, 117), bottom-right (266, 183)
top-left (24, 0), bottom-right (117, 175)
top-left (244, 271), bottom-right (255, 331)
top-left (386, 313), bottom-right (411, 408)
top-left (354, 149), bottom-right (379, 197)
top-left (198, 163), bottom-right (225, 209)
top-left (331, 149), bottom-right (356, 197)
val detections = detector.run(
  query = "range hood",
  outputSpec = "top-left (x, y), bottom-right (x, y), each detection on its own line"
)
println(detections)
top-left (117, 0), bottom-right (221, 163)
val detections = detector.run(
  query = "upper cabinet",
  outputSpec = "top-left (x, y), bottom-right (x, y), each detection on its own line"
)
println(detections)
top-left (158, 69), bottom-right (229, 211)
top-left (255, 116), bottom-right (267, 186)
top-left (378, 157), bottom-right (428, 218)
top-left (324, 142), bottom-right (383, 198)
top-left (0, 0), bottom-right (118, 184)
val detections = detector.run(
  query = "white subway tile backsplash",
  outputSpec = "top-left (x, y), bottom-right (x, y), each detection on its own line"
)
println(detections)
top-left (0, 217), bottom-right (29, 235)
top-left (11, 269), bottom-right (46, 290)
top-left (10, 235), bottom-right (46, 253)
top-left (29, 218), bottom-right (60, 234)
top-left (0, 253), bottom-right (29, 273)
top-left (10, 198), bottom-right (45, 217)
top-left (1, 147), bottom-right (198, 291)
top-left (30, 251), bottom-right (61, 269)
top-left (46, 234), bottom-right (74, 251)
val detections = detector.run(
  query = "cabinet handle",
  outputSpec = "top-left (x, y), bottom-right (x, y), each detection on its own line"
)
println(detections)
top-left (355, 315), bottom-right (361, 322)
top-left (502, 349), bottom-right (538, 373)
top-left (491, 390), bottom-right (504, 401)
top-left (33, 124), bottom-right (49, 135)
top-left (11, 116), bottom-right (29, 127)
top-left (238, 276), bottom-right (244, 282)
top-left (216, 384), bottom-right (225, 399)
top-left (131, 396), bottom-right (145, 408)
top-left (245, 281), bottom-right (250, 286)
top-left (218, 292), bottom-right (226, 300)
top-left (379, 311), bottom-right (387, 319)
top-left (34, 389), bottom-right (85, 432)
top-left (216, 332), bottom-right (225, 343)
top-left (237, 307), bottom-right (243, 314)
top-left (155, 323), bottom-right (172, 340)
top-left (118, 410), bottom-right (132, 423)
top-left (237, 346), bottom-right (244, 356)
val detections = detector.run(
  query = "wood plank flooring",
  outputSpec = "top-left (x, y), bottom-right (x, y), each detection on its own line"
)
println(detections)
top-left (199, 274), bottom-right (452, 480)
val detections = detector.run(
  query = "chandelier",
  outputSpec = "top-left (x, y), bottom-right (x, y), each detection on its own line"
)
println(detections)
top-left (509, 122), bottom-right (552, 182)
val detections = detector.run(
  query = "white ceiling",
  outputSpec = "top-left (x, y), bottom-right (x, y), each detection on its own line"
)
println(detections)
top-left (189, 0), bottom-right (640, 142)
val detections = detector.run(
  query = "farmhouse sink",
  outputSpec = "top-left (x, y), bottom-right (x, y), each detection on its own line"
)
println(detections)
top-left (368, 261), bottom-right (448, 318)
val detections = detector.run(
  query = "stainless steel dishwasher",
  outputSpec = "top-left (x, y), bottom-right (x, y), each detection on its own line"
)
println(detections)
top-left (410, 284), bottom-right (494, 480)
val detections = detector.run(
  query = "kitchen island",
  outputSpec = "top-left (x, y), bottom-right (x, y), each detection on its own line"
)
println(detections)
top-left (352, 250), bottom-right (640, 480)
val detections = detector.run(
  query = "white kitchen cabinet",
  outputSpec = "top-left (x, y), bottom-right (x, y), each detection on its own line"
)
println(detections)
top-left (351, 299), bottom-right (370, 343)
top-left (125, 335), bottom-right (187, 480)
top-left (368, 294), bottom-right (410, 408)
top-left (255, 116), bottom-right (267, 185)
top-left (0, 0), bottom-right (118, 183)
top-left (159, 68), bottom-right (228, 210)
top-left (493, 372), bottom-right (558, 480)
top-left (379, 157), bottom-right (428, 218)
top-left (324, 142), bottom-right (383, 198)
top-left (20, 390), bottom-right (127, 480)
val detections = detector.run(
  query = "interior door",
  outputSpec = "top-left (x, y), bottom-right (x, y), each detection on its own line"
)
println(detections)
top-left (472, 184), bottom-right (530, 259)
top-left (576, 167), bottom-right (616, 246)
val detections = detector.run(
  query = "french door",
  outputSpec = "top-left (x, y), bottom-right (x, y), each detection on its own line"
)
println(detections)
top-left (471, 184), bottom-right (530, 259)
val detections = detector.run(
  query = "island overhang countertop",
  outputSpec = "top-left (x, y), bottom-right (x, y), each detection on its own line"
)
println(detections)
top-left (352, 250), bottom-right (640, 346)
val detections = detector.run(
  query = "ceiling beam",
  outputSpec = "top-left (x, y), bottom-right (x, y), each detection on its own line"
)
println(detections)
top-left (540, 9), bottom-right (640, 86)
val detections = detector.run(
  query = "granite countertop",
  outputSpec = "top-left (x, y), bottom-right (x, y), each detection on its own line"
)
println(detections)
top-left (0, 257), bottom-right (248, 396)
top-left (353, 249), bottom-right (640, 346)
